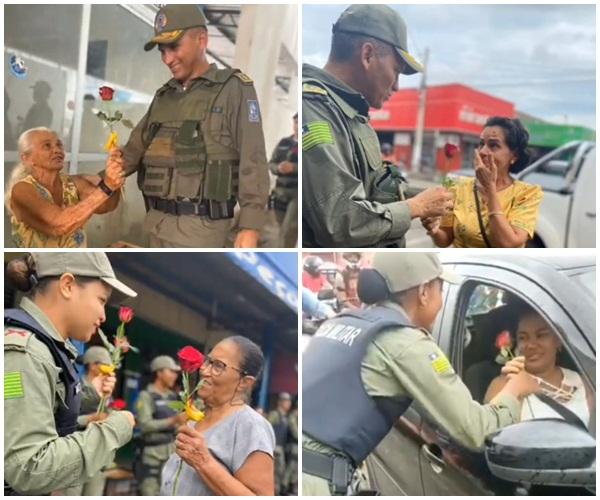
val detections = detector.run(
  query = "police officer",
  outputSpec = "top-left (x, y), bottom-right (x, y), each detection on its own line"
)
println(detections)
top-left (62, 346), bottom-right (113, 496)
top-left (302, 5), bottom-right (454, 248)
top-left (267, 392), bottom-right (292, 495)
top-left (122, 4), bottom-right (269, 248)
top-left (135, 355), bottom-right (187, 495)
top-left (302, 253), bottom-right (540, 495)
top-left (284, 404), bottom-right (299, 495)
top-left (4, 253), bottom-right (137, 495)
top-left (268, 113), bottom-right (298, 248)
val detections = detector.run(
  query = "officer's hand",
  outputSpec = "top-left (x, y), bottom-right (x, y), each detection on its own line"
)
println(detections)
top-left (171, 412), bottom-right (188, 427)
top-left (407, 187), bottom-right (454, 219)
top-left (234, 229), bottom-right (260, 248)
top-left (421, 216), bottom-right (441, 235)
top-left (91, 374), bottom-right (117, 398)
top-left (87, 411), bottom-right (109, 423)
top-left (118, 410), bottom-right (136, 427)
top-left (278, 161), bottom-right (295, 175)
top-left (104, 148), bottom-right (125, 191)
top-left (500, 355), bottom-right (526, 376)
top-left (504, 370), bottom-right (540, 399)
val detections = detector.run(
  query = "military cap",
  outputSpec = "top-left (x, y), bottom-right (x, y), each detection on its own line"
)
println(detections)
top-left (150, 355), bottom-right (181, 372)
top-left (144, 5), bottom-right (208, 51)
top-left (82, 346), bottom-right (112, 366)
top-left (278, 392), bottom-right (292, 401)
top-left (333, 5), bottom-right (423, 75)
top-left (372, 253), bottom-right (461, 294)
top-left (31, 253), bottom-right (137, 298)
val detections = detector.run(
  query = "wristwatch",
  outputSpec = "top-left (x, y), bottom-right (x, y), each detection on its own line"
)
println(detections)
top-left (97, 179), bottom-right (114, 196)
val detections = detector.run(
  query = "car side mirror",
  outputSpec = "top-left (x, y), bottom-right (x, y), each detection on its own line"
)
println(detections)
top-left (485, 419), bottom-right (595, 488)
top-left (540, 159), bottom-right (570, 175)
top-left (317, 288), bottom-right (335, 301)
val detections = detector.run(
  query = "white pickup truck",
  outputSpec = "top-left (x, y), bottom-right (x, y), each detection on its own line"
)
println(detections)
top-left (518, 140), bottom-right (596, 248)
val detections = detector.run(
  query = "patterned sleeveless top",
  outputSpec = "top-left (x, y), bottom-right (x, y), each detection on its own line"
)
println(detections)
top-left (11, 174), bottom-right (87, 248)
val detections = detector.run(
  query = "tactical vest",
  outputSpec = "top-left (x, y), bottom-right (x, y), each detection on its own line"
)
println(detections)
top-left (271, 410), bottom-right (290, 447)
top-left (140, 69), bottom-right (242, 204)
top-left (5, 309), bottom-right (82, 437)
top-left (274, 137), bottom-right (298, 190)
top-left (303, 77), bottom-right (406, 248)
top-left (303, 306), bottom-right (413, 464)
top-left (141, 390), bottom-right (179, 446)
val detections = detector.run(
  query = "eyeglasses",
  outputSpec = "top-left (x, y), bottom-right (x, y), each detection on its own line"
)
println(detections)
top-left (201, 355), bottom-right (247, 377)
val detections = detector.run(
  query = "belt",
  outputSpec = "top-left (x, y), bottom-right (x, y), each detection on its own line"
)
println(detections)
top-left (302, 449), bottom-right (354, 495)
top-left (147, 197), bottom-right (209, 216)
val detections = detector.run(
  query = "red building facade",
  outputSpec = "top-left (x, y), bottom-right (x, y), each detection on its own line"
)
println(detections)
top-left (370, 84), bottom-right (515, 172)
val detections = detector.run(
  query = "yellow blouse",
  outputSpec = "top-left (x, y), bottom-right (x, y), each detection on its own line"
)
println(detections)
top-left (11, 174), bottom-right (87, 248)
top-left (440, 176), bottom-right (543, 248)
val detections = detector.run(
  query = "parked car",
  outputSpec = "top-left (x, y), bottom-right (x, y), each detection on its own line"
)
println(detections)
top-left (365, 255), bottom-right (595, 495)
top-left (517, 141), bottom-right (596, 248)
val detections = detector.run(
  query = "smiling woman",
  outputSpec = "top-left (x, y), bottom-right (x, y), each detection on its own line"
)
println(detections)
top-left (160, 336), bottom-right (276, 496)
top-left (5, 127), bottom-right (125, 248)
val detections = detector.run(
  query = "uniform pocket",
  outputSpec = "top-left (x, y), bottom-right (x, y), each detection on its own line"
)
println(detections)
top-left (203, 159), bottom-right (233, 202)
top-left (142, 166), bottom-right (173, 198)
top-left (173, 166), bottom-right (205, 200)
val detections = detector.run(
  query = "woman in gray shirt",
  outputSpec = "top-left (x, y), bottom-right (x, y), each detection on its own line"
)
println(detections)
top-left (160, 336), bottom-right (275, 495)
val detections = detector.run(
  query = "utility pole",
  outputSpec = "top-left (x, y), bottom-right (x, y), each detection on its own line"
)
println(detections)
top-left (411, 47), bottom-right (429, 174)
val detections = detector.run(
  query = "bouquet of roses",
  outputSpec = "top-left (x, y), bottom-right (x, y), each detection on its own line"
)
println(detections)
top-left (168, 346), bottom-right (206, 495)
top-left (96, 306), bottom-right (138, 413)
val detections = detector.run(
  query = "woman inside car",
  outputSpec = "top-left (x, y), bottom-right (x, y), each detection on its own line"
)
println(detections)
top-left (484, 308), bottom-right (593, 427)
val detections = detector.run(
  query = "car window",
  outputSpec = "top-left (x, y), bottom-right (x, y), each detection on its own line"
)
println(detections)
top-left (457, 283), bottom-right (593, 432)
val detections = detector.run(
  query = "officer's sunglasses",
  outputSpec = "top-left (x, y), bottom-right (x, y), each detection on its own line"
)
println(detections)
top-left (201, 355), bottom-right (247, 377)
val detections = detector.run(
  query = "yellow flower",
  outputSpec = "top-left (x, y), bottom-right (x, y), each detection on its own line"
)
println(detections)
top-left (99, 364), bottom-right (115, 375)
top-left (185, 400), bottom-right (205, 422)
top-left (104, 131), bottom-right (119, 152)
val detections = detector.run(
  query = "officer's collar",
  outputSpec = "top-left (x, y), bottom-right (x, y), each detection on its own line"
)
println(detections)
top-left (166, 63), bottom-right (222, 91)
top-left (19, 297), bottom-right (80, 358)
top-left (303, 63), bottom-right (371, 118)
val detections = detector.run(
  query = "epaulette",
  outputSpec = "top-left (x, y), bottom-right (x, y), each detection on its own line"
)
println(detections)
top-left (303, 83), bottom-right (328, 96)
top-left (4, 328), bottom-right (32, 350)
top-left (233, 71), bottom-right (254, 85)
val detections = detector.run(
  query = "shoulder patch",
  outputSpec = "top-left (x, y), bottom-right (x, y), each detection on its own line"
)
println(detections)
top-left (429, 351), bottom-right (453, 375)
top-left (303, 83), bottom-right (328, 96)
top-left (5, 371), bottom-right (25, 399)
top-left (4, 328), bottom-right (32, 349)
top-left (234, 72), bottom-right (254, 85)
top-left (302, 121), bottom-right (334, 151)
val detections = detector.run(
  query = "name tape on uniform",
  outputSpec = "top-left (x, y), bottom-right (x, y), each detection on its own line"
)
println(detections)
top-left (315, 322), bottom-right (363, 347)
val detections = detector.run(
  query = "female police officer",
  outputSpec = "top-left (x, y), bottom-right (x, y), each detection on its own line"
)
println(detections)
top-left (4, 252), bottom-right (137, 495)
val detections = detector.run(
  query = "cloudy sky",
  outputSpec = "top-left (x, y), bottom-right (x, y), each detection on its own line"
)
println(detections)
top-left (303, 4), bottom-right (596, 129)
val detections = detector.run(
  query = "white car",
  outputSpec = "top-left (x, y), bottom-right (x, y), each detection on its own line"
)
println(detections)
top-left (517, 141), bottom-right (596, 248)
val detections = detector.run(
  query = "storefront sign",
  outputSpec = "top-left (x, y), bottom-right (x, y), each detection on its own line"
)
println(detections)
top-left (228, 252), bottom-right (298, 311)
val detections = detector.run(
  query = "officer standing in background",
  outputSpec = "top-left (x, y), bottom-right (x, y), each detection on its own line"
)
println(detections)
top-left (63, 346), bottom-right (113, 496)
top-left (268, 113), bottom-right (298, 248)
top-left (284, 404), bottom-right (299, 495)
top-left (302, 253), bottom-right (540, 495)
top-left (135, 355), bottom-right (187, 495)
top-left (268, 392), bottom-right (292, 495)
top-left (302, 5), bottom-right (454, 247)
top-left (4, 252), bottom-right (136, 495)
top-left (122, 4), bottom-right (269, 248)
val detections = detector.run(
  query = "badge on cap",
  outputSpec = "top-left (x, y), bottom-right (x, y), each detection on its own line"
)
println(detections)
top-left (247, 100), bottom-right (260, 123)
top-left (155, 12), bottom-right (167, 33)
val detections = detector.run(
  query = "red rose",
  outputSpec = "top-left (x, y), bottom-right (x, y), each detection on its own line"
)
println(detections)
top-left (495, 330), bottom-right (513, 350)
top-left (444, 143), bottom-right (460, 159)
top-left (178, 346), bottom-right (205, 373)
top-left (110, 399), bottom-right (127, 410)
top-left (99, 86), bottom-right (115, 101)
top-left (119, 306), bottom-right (134, 323)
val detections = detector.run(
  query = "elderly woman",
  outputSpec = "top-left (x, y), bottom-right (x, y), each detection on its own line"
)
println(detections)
top-left (485, 309), bottom-right (592, 427)
top-left (423, 117), bottom-right (543, 248)
top-left (160, 336), bottom-right (275, 496)
top-left (5, 127), bottom-right (125, 248)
